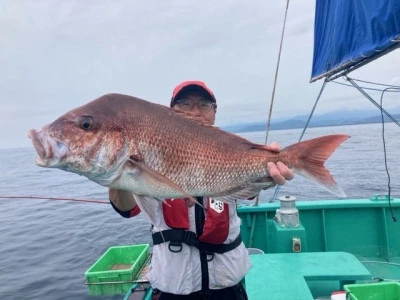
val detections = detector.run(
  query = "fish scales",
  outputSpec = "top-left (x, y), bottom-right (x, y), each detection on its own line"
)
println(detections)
top-left (107, 95), bottom-right (273, 194)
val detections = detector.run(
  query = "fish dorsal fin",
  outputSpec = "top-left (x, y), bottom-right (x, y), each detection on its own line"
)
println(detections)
top-left (127, 156), bottom-right (201, 207)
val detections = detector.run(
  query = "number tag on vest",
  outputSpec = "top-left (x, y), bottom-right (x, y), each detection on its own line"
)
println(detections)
top-left (209, 198), bottom-right (224, 213)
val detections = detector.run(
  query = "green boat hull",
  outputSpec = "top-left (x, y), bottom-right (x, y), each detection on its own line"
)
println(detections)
top-left (239, 196), bottom-right (400, 299)
top-left (120, 196), bottom-right (400, 299)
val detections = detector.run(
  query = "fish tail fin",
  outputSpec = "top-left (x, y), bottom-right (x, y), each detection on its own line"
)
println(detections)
top-left (283, 134), bottom-right (350, 197)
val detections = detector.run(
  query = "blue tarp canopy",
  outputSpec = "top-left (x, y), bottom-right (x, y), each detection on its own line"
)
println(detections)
top-left (311, 0), bottom-right (400, 82)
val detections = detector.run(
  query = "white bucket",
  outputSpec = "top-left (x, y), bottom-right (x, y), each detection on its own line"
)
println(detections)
top-left (247, 248), bottom-right (265, 255)
top-left (331, 291), bottom-right (346, 300)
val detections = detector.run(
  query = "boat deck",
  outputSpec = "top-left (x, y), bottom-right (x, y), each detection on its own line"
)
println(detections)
top-left (123, 252), bottom-right (400, 300)
top-left (359, 256), bottom-right (400, 282)
top-left (245, 252), bottom-right (372, 299)
top-left (237, 198), bottom-right (400, 298)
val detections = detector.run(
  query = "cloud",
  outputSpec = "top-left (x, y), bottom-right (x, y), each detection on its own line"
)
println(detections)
top-left (0, 0), bottom-right (399, 149)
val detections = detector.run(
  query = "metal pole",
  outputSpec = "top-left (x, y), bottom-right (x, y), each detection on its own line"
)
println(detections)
top-left (269, 79), bottom-right (328, 202)
top-left (347, 77), bottom-right (400, 127)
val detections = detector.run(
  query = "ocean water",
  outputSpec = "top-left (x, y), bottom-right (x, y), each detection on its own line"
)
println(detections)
top-left (0, 123), bottom-right (399, 299)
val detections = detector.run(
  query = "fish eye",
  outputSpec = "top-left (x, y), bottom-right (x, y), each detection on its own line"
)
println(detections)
top-left (79, 116), bottom-right (93, 130)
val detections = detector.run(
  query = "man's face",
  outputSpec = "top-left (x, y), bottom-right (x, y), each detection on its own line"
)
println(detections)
top-left (173, 92), bottom-right (216, 125)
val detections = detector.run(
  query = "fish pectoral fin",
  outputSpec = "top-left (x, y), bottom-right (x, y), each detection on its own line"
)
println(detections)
top-left (213, 183), bottom-right (275, 203)
top-left (127, 157), bottom-right (200, 206)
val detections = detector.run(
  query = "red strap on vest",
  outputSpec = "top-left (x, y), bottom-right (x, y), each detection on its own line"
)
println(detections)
top-left (162, 199), bottom-right (190, 229)
top-left (162, 198), bottom-right (229, 244)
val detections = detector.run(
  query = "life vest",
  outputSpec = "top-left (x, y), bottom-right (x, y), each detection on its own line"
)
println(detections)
top-left (152, 197), bottom-right (243, 293)
top-left (152, 197), bottom-right (242, 254)
top-left (162, 197), bottom-right (229, 244)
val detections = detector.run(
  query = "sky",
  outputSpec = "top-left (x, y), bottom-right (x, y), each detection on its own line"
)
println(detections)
top-left (1, 0), bottom-right (399, 149)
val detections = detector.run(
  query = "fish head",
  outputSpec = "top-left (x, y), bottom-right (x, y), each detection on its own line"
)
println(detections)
top-left (28, 96), bottom-right (129, 185)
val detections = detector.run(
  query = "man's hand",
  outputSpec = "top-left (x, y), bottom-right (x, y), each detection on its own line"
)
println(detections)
top-left (265, 142), bottom-right (294, 185)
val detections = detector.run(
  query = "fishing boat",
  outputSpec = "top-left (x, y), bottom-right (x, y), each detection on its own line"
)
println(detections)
top-left (85, 1), bottom-right (400, 299)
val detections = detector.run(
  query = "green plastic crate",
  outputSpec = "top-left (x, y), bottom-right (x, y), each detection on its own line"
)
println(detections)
top-left (344, 282), bottom-right (400, 300)
top-left (85, 244), bottom-right (149, 296)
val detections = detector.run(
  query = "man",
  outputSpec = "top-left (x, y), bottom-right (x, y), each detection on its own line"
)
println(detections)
top-left (109, 81), bottom-right (294, 299)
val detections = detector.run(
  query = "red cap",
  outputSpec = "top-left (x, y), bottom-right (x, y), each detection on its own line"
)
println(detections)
top-left (170, 80), bottom-right (216, 107)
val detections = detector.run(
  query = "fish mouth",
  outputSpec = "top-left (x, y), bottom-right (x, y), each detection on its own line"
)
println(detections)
top-left (28, 128), bottom-right (68, 167)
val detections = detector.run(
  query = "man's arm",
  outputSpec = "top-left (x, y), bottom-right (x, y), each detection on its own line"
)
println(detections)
top-left (109, 188), bottom-right (141, 218)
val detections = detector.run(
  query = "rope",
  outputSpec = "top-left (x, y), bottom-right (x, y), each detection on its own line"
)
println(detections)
top-left (379, 86), bottom-right (399, 222)
top-left (349, 77), bottom-right (400, 88)
top-left (264, 0), bottom-right (290, 145)
top-left (255, 0), bottom-right (290, 208)
top-left (332, 80), bottom-right (400, 92)
top-left (0, 195), bottom-right (109, 204)
top-left (345, 76), bottom-right (398, 222)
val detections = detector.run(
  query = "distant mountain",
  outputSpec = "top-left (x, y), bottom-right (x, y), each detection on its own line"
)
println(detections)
top-left (222, 108), bottom-right (400, 133)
